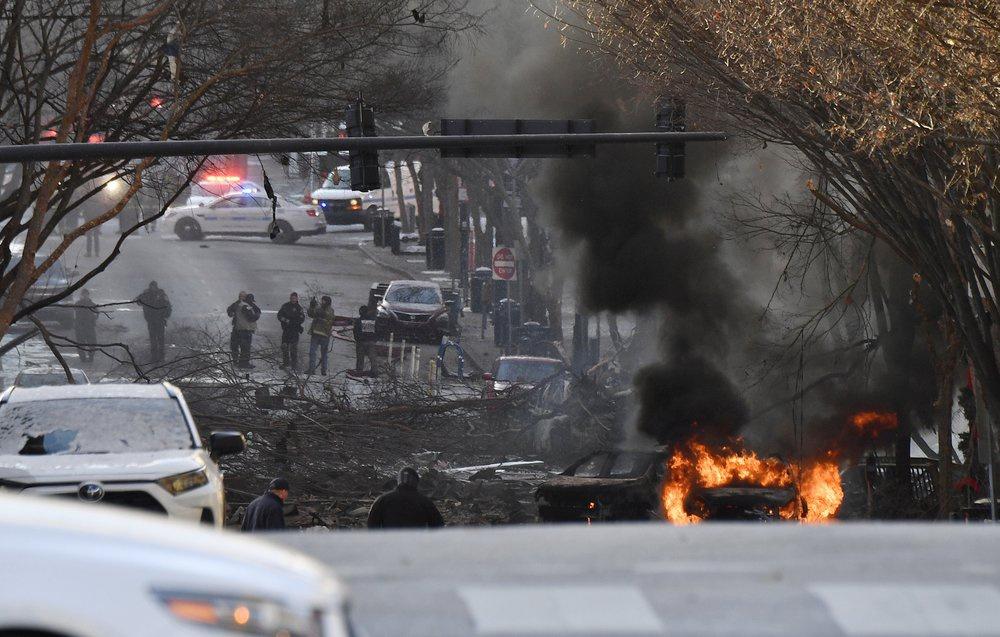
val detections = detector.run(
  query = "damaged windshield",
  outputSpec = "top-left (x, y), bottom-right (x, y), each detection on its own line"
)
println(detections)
top-left (385, 285), bottom-right (441, 305)
top-left (0, 398), bottom-right (194, 455)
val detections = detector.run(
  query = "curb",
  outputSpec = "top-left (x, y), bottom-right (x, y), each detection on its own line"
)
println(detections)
top-left (356, 239), bottom-right (417, 280)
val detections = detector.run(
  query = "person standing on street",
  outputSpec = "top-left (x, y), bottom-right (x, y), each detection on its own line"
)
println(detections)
top-left (367, 467), bottom-right (444, 529)
top-left (241, 477), bottom-right (289, 532)
top-left (226, 291), bottom-right (247, 363)
top-left (137, 281), bottom-right (171, 363)
top-left (306, 295), bottom-right (336, 376)
top-left (353, 305), bottom-right (378, 374)
top-left (277, 292), bottom-right (305, 370)
top-left (234, 292), bottom-right (261, 369)
top-left (74, 289), bottom-right (98, 364)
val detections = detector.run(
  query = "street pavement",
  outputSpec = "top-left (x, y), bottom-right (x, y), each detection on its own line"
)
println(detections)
top-left (4, 221), bottom-right (503, 382)
top-left (273, 522), bottom-right (1000, 637)
top-left (86, 227), bottom-right (395, 374)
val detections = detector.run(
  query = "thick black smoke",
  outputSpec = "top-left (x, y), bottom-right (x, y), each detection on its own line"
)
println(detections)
top-left (447, 2), bottom-right (754, 445)
top-left (537, 94), bottom-right (753, 444)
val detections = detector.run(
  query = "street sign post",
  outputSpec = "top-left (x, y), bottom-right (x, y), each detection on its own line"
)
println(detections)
top-left (492, 246), bottom-right (517, 354)
top-left (492, 246), bottom-right (517, 281)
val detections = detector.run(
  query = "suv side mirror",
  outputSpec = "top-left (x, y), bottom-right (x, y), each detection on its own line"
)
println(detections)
top-left (483, 373), bottom-right (493, 382)
top-left (209, 431), bottom-right (245, 457)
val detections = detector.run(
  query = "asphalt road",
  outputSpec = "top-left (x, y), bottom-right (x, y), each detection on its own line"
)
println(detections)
top-left (71, 226), bottom-right (389, 374)
top-left (274, 522), bottom-right (1000, 637)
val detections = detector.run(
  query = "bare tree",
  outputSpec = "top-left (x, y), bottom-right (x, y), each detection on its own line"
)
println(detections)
top-left (550, 0), bottom-right (1000, 428)
top-left (0, 0), bottom-right (480, 340)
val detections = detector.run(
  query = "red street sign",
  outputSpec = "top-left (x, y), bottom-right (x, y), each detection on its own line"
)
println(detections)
top-left (492, 246), bottom-right (517, 281)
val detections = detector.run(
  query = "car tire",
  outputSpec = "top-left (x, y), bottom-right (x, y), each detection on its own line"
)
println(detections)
top-left (174, 217), bottom-right (202, 241)
top-left (268, 220), bottom-right (295, 244)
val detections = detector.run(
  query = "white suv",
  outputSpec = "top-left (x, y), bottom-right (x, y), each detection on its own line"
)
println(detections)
top-left (0, 383), bottom-right (243, 527)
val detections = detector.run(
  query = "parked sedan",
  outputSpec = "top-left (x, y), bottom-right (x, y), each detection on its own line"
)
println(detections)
top-left (535, 448), bottom-right (669, 522)
top-left (375, 280), bottom-right (450, 344)
top-left (164, 193), bottom-right (325, 244)
top-left (0, 494), bottom-right (352, 637)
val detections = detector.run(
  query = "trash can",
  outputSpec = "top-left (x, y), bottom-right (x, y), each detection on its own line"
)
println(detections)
top-left (427, 227), bottom-right (446, 270)
top-left (372, 210), bottom-right (386, 247)
top-left (470, 267), bottom-right (492, 313)
top-left (389, 220), bottom-right (402, 255)
top-left (493, 298), bottom-right (521, 348)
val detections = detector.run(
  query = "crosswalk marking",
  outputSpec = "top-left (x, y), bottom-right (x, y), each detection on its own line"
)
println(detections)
top-left (458, 585), bottom-right (663, 635)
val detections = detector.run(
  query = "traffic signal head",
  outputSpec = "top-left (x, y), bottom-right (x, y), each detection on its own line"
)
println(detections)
top-left (345, 99), bottom-right (380, 191)
top-left (656, 98), bottom-right (685, 180)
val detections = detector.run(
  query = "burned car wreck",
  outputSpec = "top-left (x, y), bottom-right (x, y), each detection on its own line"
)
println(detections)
top-left (535, 449), bottom-right (668, 522)
top-left (685, 486), bottom-right (799, 521)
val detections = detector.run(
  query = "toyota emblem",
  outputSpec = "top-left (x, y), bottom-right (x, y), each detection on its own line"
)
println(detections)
top-left (77, 482), bottom-right (105, 502)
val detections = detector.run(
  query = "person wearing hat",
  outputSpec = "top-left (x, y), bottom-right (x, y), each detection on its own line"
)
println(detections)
top-left (241, 478), bottom-right (290, 532)
top-left (367, 467), bottom-right (444, 529)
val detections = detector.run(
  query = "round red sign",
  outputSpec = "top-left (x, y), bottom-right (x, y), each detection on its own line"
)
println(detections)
top-left (492, 247), bottom-right (517, 281)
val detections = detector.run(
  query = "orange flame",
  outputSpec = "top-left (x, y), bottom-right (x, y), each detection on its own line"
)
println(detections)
top-left (661, 441), bottom-right (843, 525)
top-left (850, 411), bottom-right (898, 438)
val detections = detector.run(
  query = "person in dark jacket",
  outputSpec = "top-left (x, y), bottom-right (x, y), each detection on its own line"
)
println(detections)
top-left (74, 289), bottom-right (98, 363)
top-left (241, 477), bottom-right (289, 532)
top-left (233, 292), bottom-right (261, 369)
top-left (277, 292), bottom-right (305, 370)
top-left (136, 281), bottom-right (171, 363)
top-left (226, 291), bottom-right (247, 363)
top-left (353, 305), bottom-right (378, 374)
top-left (367, 467), bottom-right (444, 529)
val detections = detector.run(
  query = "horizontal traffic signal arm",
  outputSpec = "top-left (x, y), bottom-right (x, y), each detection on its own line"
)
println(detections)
top-left (0, 131), bottom-right (726, 163)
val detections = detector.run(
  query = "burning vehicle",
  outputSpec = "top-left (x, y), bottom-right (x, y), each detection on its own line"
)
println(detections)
top-left (662, 440), bottom-right (844, 525)
top-left (535, 449), bottom-right (669, 522)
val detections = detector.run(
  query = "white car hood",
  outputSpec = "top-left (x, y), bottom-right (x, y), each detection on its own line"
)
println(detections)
top-left (0, 493), bottom-right (346, 605)
top-left (164, 203), bottom-right (198, 215)
top-left (311, 187), bottom-right (364, 200)
top-left (0, 448), bottom-right (204, 483)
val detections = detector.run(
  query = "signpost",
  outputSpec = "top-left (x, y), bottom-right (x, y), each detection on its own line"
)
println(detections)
top-left (492, 247), bottom-right (517, 353)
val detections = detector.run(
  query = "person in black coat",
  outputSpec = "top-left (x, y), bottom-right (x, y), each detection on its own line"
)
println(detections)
top-left (352, 305), bottom-right (378, 374)
top-left (241, 477), bottom-right (289, 532)
top-left (367, 468), bottom-right (444, 529)
top-left (136, 281), bottom-right (171, 363)
top-left (226, 291), bottom-right (247, 363)
top-left (277, 292), bottom-right (305, 370)
top-left (74, 289), bottom-right (98, 363)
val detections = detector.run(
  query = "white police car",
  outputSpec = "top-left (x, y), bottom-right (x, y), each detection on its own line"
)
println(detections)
top-left (164, 193), bottom-right (325, 244)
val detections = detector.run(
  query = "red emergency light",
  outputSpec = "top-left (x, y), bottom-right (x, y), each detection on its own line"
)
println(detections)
top-left (201, 174), bottom-right (241, 183)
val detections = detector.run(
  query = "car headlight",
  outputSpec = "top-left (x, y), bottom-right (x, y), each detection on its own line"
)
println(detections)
top-left (154, 590), bottom-right (324, 636)
top-left (157, 468), bottom-right (209, 495)
top-left (311, 198), bottom-right (319, 205)
top-left (376, 306), bottom-right (392, 319)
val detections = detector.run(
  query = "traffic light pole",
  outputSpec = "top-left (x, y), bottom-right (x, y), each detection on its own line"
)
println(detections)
top-left (0, 131), bottom-right (726, 163)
